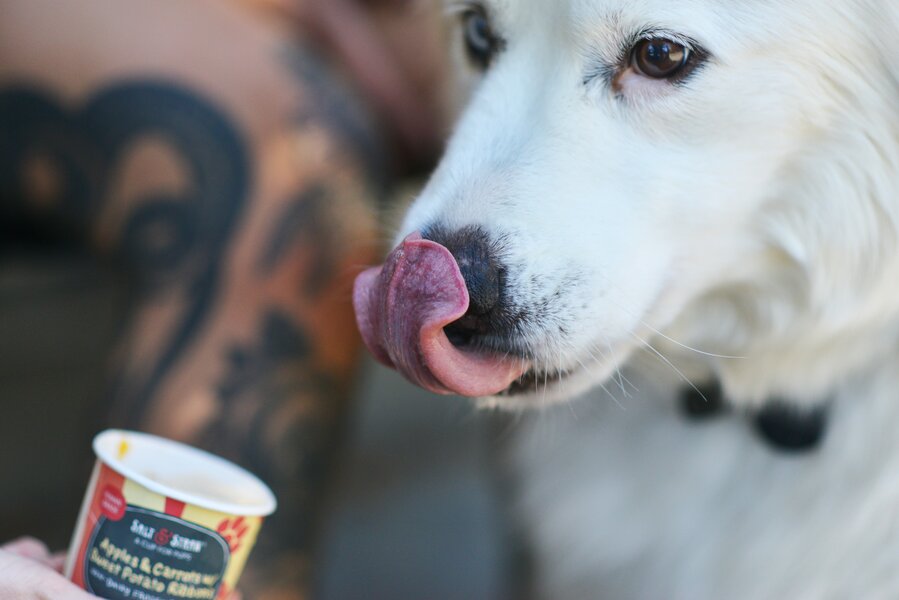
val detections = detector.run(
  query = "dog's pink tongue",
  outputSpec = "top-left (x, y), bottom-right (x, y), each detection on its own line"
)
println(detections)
top-left (354, 233), bottom-right (528, 396)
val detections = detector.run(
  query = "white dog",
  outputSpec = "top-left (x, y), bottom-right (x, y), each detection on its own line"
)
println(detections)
top-left (354, 0), bottom-right (899, 597)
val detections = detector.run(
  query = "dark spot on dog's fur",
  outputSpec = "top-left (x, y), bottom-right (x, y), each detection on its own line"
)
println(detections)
top-left (681, 385), bottom-right (829, 453)
top-left (679, 382), bottom-right (727, 420)
top-left (753, 401), bottom-right (828, 453)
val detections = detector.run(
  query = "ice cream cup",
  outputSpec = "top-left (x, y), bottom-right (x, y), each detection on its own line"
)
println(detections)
top-left (65, 429), bottom-right (277, 600)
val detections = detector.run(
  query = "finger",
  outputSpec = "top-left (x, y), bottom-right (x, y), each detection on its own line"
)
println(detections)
top-left (49, 551), bottom-right (68, 573)
top-left (1, 537), bottom-right (50, 561)
top-left (42, 576), bottom-right (99, 600)
top-left (0, 550), bottom-right (97, 599)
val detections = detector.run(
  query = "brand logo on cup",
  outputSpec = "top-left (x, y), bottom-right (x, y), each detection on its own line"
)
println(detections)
top-left (131, 519), bottom-right (207, 553)
top-left (154, 528), bottom-right (173, 546)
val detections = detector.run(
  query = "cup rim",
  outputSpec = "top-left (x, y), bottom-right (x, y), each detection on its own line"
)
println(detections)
top-left (93, 429), bottom-right (277, 517)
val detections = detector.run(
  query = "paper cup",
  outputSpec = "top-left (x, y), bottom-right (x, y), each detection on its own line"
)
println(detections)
top-left (65, 430), bottom-right (277, 600)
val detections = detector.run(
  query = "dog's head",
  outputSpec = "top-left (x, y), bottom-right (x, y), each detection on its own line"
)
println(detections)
top-left (355, 0), bottom-right (899, 408)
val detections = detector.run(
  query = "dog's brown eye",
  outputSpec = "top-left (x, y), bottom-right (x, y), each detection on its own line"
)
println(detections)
top-left (632, 38), bottom-right (690, 79)
top-left (462, 9), bottom-right (497, 69)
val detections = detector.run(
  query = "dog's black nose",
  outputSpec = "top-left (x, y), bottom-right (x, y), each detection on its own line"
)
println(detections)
top-left (422, 225), bottom-right (504, 346)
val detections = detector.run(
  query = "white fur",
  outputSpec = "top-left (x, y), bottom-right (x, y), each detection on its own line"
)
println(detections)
top-left (400, 0), bottom-right (899, 596)
top-left (512, 354), bottom-right (899, 599)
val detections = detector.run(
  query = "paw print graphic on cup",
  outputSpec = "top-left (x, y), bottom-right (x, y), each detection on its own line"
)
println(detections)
top-left (216, 517), bottom-right (250, 554)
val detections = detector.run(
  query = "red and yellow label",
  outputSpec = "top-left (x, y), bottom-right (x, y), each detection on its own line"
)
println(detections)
top-left (70, 463), bottom-right (262, 599)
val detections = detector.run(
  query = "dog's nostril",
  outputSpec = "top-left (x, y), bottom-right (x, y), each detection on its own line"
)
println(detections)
top-left (445, 314), bottom-right (490, 347)
top-left (422, 225), bottom-right (504, 346)
top-left (458, 251), bottom-right (502, 318)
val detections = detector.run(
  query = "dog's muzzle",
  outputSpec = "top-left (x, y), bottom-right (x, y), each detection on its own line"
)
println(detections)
top-left (353, 231), bottom-right (529, 396)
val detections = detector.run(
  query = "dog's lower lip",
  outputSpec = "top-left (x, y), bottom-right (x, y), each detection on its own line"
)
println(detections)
top-left (501, 367), bottom-right (574, 396)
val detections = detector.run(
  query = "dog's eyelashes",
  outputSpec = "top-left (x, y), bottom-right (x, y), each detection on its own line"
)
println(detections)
top-left (631, 38), bottom-right (691, 79)
top-left (461, 8), bottom-right (499, 70)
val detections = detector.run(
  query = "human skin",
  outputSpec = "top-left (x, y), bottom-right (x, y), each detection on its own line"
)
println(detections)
top-left (0, 538), bottom-right (95, 600)
top-left (0, 0), bottom-right (446, 596)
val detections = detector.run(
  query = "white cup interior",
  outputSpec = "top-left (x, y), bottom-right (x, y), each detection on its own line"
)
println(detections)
top-left (94, 429), bottom-right (277, 516)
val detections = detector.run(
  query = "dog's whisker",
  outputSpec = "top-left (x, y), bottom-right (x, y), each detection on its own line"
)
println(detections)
top-left (542, 365), bottom-right (549, 404)
top-left (582, 338), bottom-right (638, 399)
top-left (618, 370), bottom-right (639, 394)
top-left (602, 290), bottom-right (742, 360)
top-left (630, 331), bottom-right (708, 404)
top-left (599, 334), bottom-right (630, 397)
top-left (582, 344), bottom-right (629, 402)
top-left (575, 354), bottom-right (625, 410)
top-left (640, 322), bottom-right (745, 360)
top-left (557, 346), bottom-right (577, 415)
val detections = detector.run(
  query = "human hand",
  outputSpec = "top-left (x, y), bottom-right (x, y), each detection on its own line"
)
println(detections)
top-left (0, 537), bottom-right (96, 599)
top-left (0, 538), bottom-right (244, 600)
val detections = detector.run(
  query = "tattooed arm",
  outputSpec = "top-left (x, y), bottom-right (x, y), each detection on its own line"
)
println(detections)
top-left (0, 1), bottom-right (387, 597)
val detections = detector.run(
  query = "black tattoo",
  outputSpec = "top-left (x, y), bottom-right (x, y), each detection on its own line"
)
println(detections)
top-left (0, 81), bottom-right (251, 426)
top-left (217, 310), bottom-right (312, 403)
top-left (281, 45), bottom-right (389, 192)
top-left (205, 308), bottom-right (348, 569)
top-left (2, 47), bottom-right (383, 596)
top-left (256, 184), bottom-right (341, 298)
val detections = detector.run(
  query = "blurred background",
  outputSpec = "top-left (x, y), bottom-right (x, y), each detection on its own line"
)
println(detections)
top-left (0, 254), bottom-right (513, 598)
top-left (0, 0), bottom-right (518, 598)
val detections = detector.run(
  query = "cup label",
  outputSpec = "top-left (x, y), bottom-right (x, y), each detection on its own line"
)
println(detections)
top-left (83, 506), bottom-right (230, 600)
